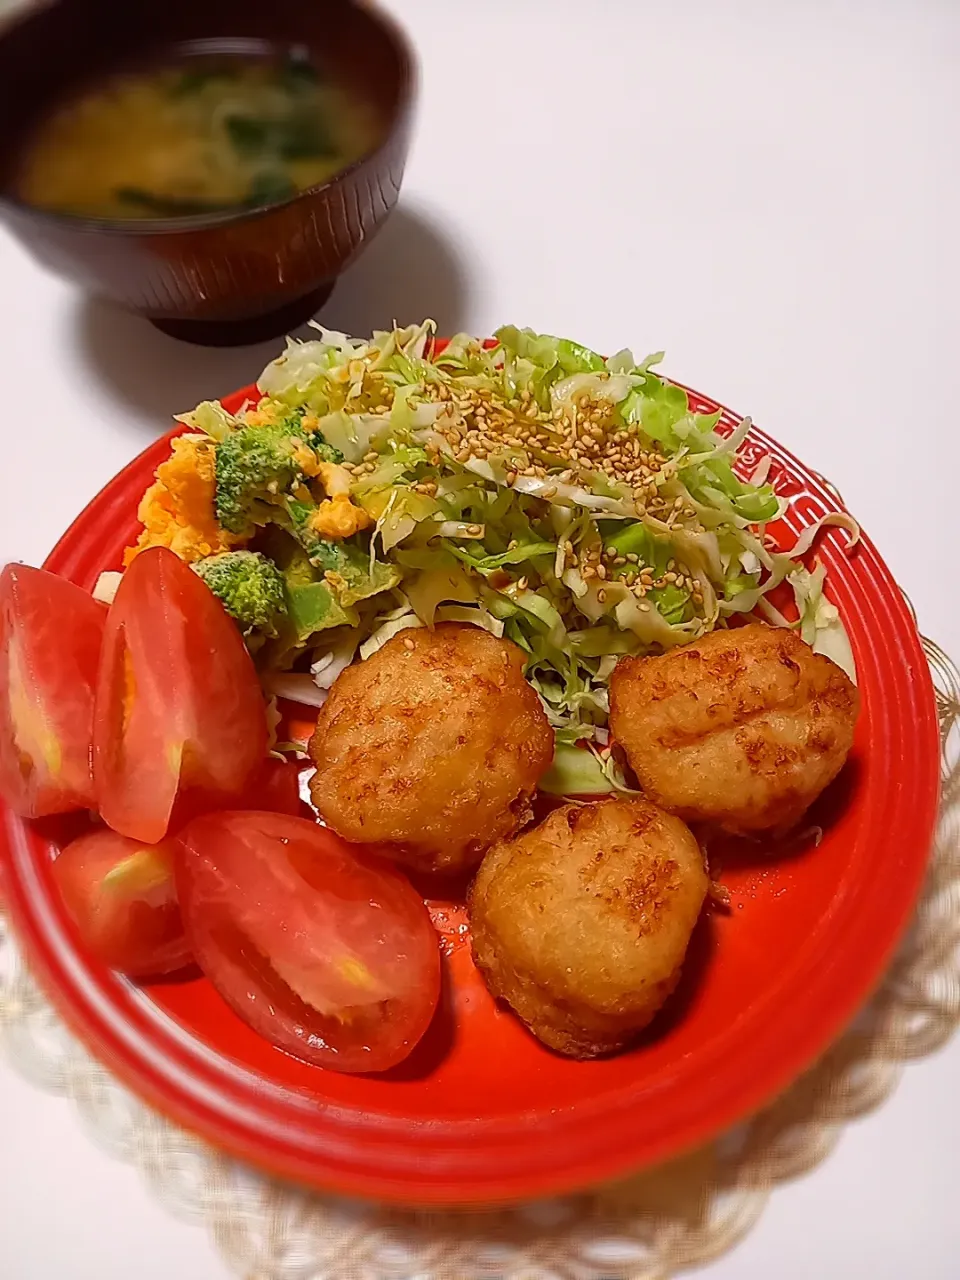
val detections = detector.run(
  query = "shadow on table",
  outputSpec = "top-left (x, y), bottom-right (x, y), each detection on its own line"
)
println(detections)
top-left (71, 203), bottom-right (474, 435)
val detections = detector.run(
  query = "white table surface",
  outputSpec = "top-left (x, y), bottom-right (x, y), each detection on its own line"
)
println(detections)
top-left (0, 1), bottom-right (958, 1276)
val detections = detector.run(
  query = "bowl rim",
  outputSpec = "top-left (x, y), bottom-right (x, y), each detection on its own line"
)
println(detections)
top-left (0, 1), bottom-right (416, 238)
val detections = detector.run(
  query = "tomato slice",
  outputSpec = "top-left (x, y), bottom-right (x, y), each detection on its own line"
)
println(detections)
top-left (95, 547), bottom-right (267, 843)
top-left (0, 564), bottom-right (105, 818)
top-left (242, 757), bottom-right (310, 818)
top-left (52, 828), bottom-right (191, 977)
top-left (176, 811), bottom-right (441, 1073)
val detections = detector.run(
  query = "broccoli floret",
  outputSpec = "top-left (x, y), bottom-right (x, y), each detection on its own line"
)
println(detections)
top-left (253, 527), bottom-right (359, 668)
top-left (271, 405), bottom-right (344, 464)
top-left (193, 551), bottom-right (287, 641)
top-left (214, 424), bottom-right (305, 536)
top-left (214, 415), bottom-right (343, 537)
top-left (305, 432), bottom-right (343, 465)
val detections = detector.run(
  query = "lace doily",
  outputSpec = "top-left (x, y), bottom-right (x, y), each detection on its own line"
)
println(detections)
top-left (1, 631), bottom-right (957, 1280)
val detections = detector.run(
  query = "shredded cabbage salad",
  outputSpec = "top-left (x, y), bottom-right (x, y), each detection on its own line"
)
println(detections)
top-left (175, 320), bottom-right (858, 795)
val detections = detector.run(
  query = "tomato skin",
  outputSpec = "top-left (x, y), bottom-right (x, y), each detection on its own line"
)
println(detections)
top-left (0, 564), bottom-right (105, 819)
top-left (94, 548), bottom-right (268, 843)
top-left (242, 757), bottom-right (310, 818)
top-left (176, 811), bottom-right (441, 1073)
top-left (52, 828), bottom-right (191, 977)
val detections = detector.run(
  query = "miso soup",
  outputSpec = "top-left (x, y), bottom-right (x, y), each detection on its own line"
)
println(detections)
top-left (14, 49), bottom-right (383, 219)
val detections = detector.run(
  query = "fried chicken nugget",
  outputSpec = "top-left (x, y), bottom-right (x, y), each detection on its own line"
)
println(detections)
top-left (309, 623), bottom-right (554, 874)
top-left (609, 623), bottom-right (859, 835)
top-left (470, 798), bottom-right (707, 1058)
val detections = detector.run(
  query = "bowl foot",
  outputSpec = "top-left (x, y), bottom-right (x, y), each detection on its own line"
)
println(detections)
top-left (150, 282), bottom-right (335, 347)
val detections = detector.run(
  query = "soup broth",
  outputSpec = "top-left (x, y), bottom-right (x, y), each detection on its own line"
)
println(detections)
top-left (14, 49), bottom-right (383, 219)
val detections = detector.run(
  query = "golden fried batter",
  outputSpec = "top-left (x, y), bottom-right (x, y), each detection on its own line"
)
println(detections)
top-left (609, 623), bottom-right (859, 835)
top-left (309, 623), bottom-right (554, 874)
top-left (470, 798), bottom-right (707, 1058)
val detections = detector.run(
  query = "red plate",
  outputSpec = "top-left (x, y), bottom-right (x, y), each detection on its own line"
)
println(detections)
top-left (0, 372), bottom-right (939, 1206)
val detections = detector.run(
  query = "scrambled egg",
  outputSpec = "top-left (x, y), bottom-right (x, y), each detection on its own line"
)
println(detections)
top-left (310, 494), bottom-right (371, 540)
top-left (124, 435), bottom-right (243, 566)
top-left (243, 402), bottom-right (283, 428)
top-left (310, 463), bottom-right (370, 538)
top-left (316, 461), bottom-right (353, 497)
top-left (291, 440), bottom-right (322, 477)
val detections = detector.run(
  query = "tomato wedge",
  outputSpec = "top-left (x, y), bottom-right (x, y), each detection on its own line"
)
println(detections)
top-left (95, 547), bottom-right (267, 843)
top-left (52, 828), bottom-right (191, 977)
top-left (176, 812), bottom-right (441, 1073)
top-left (0, 564), bottom-right (105, 818)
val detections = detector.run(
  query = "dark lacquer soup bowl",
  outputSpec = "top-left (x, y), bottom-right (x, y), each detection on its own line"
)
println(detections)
top-left (0, 0), bottom-right (415, 345)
